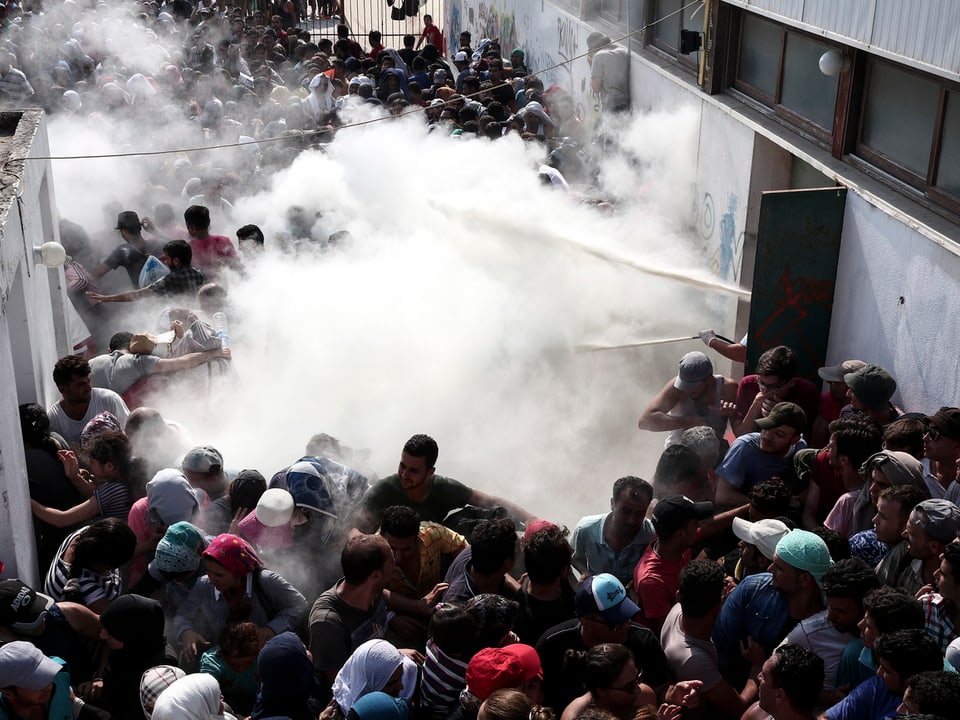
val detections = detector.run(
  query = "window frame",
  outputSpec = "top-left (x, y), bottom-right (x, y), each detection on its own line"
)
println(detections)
top-left (646, 0), bottom-right (703, 72)
top-left (732, 14), bottom-right (840, 147)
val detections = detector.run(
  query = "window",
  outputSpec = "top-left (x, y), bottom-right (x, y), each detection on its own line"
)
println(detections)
top-left (734, 14), bottom-right (840, 141)
top-left (600, 0), bottom-right (624, 23)
top-left (858, 60), bottom-right (939, 181)
top-left (649, 0), bottom-right (706, 60)
top-left (856, 58), bottom-right (960, 212)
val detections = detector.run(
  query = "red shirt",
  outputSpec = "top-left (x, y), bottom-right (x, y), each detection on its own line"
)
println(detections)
top-left (421, 25), bottom-right (444, 54)
top-left (190, 234), bottom-right (238, 277)
top-left (634, 540), bottom-right (691, 624)
top-left (734, 374), bottom-right (821, 437)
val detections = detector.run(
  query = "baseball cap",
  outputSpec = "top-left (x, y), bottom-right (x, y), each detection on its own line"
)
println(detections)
top-left (523, 519), bottom-right (558, 542)
top-left (926, 407), bottom-right (960, 441)
top-left (466, 647), bottom-right (530, 700)
top-left (181, 445), bottom-right (223, 473)
top-left (651, 494), bottom-right (714, 539)
top-left (501, 643), bottom-right (542, 681)
top-left (674, 351), bottom-right (713, 392)
top-left (755, 402), bottom-right (807, 433)
top-left (0, 641), bottom-right (63, 690)
top-left (0, 580), bottom-right (54, 633)
top-left (911, 499), bottom-right (960, 543)
top-left (454, 51), bottom-right (468, 62)
top-left (732, 518), bottom-right (791, 561)
top-left (844, 364), bottom-right (897, 410)
top-left (818, 359), bottom-right (866, 383)
top-left (574, 573), bottom-right (640, 624)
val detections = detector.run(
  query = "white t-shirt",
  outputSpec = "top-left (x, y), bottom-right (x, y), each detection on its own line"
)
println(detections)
top-left (48, 388), bottom-right (130, 445)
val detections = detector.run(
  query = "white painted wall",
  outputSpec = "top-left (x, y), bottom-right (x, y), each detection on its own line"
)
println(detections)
top-left (829, 194), bottom-right (960, 412)
top-left (0, 110), bottom-right (71, 586)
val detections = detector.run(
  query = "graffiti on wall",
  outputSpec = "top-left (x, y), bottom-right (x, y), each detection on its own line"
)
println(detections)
top-left (446, 0), bottom-right (582, 95)
top-left (700, 192), bottom-right (743, 284)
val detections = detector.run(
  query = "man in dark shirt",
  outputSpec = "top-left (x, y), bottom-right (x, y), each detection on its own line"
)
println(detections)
top-left (86, 240), bottom-right (204, 304)
top-left (92, 211), bottom-right (161, 288)
top-left (309, 534), bottom-right (393, 692)
top-left (352, 434), bottom-right (535, 532)
top-left (535, 573), bottom-right (696, 713)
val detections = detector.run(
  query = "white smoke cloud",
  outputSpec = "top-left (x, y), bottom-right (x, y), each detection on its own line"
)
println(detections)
top-left (38, 10), bottom-right (736, 530)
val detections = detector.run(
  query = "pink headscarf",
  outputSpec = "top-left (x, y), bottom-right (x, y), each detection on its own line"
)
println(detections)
top-left (201, 533), bottom-right (262, 577)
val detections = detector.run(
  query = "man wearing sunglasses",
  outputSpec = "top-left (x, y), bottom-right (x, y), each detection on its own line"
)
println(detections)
top-left (923, 407), bottom-right (960, 503)
top-left (732, 346), bottom-right (819, 439)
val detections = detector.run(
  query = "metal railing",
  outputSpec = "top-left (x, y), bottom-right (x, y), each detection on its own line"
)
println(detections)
top-left (304, 0), bottom-right (432, 46)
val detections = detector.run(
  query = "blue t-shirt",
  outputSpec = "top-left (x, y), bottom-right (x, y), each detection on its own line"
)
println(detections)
top-left (711, 573), bottom-right (790, 681)
top-left (716, 432), bottom-right (805, 492)
top-left (825, 675), bottom-right (900, 720)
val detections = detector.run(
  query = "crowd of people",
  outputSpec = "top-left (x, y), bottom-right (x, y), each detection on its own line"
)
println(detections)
top-left (11, 304), bottom-right (960, 720)
top-left (3, 3), bottom-right (960, 720)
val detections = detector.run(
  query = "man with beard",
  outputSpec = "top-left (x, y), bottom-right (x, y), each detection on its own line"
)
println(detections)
top-left (352, 434), bottom-right (535, 532)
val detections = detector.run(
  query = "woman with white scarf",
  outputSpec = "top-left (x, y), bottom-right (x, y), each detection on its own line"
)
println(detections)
top-left (329, 639), bottom-right (413, 719)
top-left (151, 673), bottom-right (237, 720)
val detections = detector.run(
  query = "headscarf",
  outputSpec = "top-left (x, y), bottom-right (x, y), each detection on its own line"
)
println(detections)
top-left (252, 631), bottom-right (318, 720)
top-left (332, 640), bottom-right (403, 714)
top-left (774, 530), bottom-right (834, 588)
top-left (202, 533), bottom-right (263, 577)
top-left (101, 594), bottom-right (166, 657)
top-left (351, 693), bottom-right (408, 720)
top-left (272, 457), bottom-right (369, 544)
top-left (146, 469), bottom-right (202, 526)
top-left (80, 411), bottom-right (122, 450)
top-left (100, 595), bottom-right (168, 718)
top-left (151, 673), bottom-right (232, 720)
top-left (851, 449), bottom-right (929, 532)
top-left (140, 665), bottom-right (187, 720)
top-left (154, 521), bottom-right (206, 574)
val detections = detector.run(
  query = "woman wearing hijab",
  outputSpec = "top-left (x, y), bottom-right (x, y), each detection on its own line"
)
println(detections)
top-left (251, 631), bottom-right (320, 720)
top-left (140, 665), bottom-right (187, 719)
top-left (174, 534), bottom-right (307, 665)
top-left (79, 594), bottom-right (174, 718)
top-left (130, 521), bottom-right (208, 620)
top-left (829, 449), bottom-right (930, 536)
top-left (151, 673), bottom-right (237, 720)
top-left (127, 468), bottom-right (204, 585)
top-left (19, 402), bottom-right (84, 568)
top-left (349, 692), bottom-right (409, 720)
top-left (329, 639), bottom-right (406, 719)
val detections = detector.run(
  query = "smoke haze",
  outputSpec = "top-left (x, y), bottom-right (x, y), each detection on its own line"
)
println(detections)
top-left (37, 10), bottom-right (739, 530)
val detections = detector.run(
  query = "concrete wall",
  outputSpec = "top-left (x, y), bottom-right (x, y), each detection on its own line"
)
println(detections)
top-left (0, 110), bottom-right (71, 586)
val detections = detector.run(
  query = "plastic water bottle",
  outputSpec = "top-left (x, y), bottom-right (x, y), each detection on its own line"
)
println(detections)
top-left (212, 311), bottom-right (230, 349)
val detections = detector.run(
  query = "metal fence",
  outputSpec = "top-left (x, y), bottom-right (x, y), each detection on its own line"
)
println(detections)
top-left (306, 0), bottom-right (432, 46)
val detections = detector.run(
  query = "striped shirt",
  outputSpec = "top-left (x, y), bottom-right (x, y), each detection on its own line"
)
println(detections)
top-left (420, 639), bottom-right (468, 719)
top-left (93, 482), bottom-right (132, 521)
top-left (44, 527), bottom-right (123, 608)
